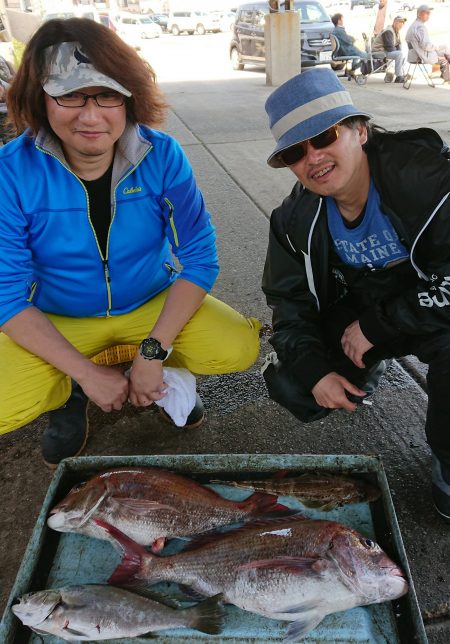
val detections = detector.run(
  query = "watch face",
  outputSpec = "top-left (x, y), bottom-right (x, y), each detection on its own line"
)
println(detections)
top-left (139, 338), bottom-right (168, 360)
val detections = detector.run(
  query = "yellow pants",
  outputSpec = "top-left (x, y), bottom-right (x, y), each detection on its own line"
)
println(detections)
top-left (0, 291), bottom-right (261, 434)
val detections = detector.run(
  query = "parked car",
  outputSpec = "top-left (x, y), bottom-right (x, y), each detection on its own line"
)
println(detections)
top-left (350, 0), bottom-right (377, 8)
top-left (114, 12), bottom-right (162, 47)
top-left (230, 1), bottom-right (333, 71)
top-left (211, 11), bottom-right (237, 32)
top-left (392, 0), bottom-right (417, 10)
top-left (167, 10), bottom-right (221, 35)
top-left (150, 13), bottom-right (169, 32)
top-left (42, 7), bottom-right (101, 22)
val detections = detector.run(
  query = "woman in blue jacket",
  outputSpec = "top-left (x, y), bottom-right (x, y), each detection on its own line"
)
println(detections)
top-left (0, 18), bottom-right (260, 467)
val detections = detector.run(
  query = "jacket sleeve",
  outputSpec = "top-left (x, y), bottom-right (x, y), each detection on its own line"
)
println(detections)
top-left (0, 177), bottom-right (34, 326)
top-left (262, 203), bottom-right (333, 391)
top-left (160, 138), bottom-right (219, 293)
top-left (381, 30), bottom-right (395, 52)
top-left (359, 195), bottom-right (450, 344)
top-left (414, 23), bottom-right (436, 52)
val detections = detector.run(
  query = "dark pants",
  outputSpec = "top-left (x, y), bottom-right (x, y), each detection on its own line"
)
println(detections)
top-left (263, 303), bottom-right (450, 467)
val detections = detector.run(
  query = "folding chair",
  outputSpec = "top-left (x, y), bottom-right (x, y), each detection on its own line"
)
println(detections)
top-left (361, 33), bottom-right (395, 83)
top-left (403, 45), bottom-right (435, 89)
top-left (330, 34), bottom-right (367, 86)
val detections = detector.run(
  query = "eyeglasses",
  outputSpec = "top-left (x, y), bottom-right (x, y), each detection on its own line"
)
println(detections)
top-left (51, 91), bottom-right (125, 108)
top-left (276, 124), bottom-right (341, 167)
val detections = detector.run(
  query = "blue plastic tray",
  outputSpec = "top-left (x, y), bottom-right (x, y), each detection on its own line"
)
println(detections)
top-left (1, 454), bottom-right (428, 643)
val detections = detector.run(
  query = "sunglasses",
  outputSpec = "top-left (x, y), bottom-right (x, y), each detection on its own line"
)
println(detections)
top-left (276, 124), bottom-right (341, 167)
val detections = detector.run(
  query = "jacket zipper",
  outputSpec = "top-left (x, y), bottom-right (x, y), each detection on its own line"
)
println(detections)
top-left (36, 143), bottom-right (152, 316)
top-left (163, 197), bottom-right (179, 247)
top-left (409, 191), bottom-right (450, 281)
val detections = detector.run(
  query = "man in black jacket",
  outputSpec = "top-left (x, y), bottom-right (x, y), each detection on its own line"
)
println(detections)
top-left (262, 68), bottom-right (450, 522)
top-left (372, 15), bottom-right (407, 82)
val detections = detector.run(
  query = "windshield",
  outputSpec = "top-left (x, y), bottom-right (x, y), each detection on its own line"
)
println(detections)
top-left (294, 1), bottom-right (330, 23)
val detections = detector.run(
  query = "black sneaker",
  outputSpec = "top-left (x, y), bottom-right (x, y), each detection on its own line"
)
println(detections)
top-left (42, 382), bottom-right (89, 469)
top-left (431, 454), bottom-right (450, 523)
top-left (158, 393), bottom-right (205, 429)
top-left (394, 76), bottom-right (405, 83)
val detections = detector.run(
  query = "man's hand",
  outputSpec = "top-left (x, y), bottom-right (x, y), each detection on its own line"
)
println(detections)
top-left (128, 354), bottom-right (166, 407)
top-left (341, 320), bottom-right (373, 368)
top-left (312, 372), bottom-right (367, 413)
top-left (77, 364), bottom-right (129, 412)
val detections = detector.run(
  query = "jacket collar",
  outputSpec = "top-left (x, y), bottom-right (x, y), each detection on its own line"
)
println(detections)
top-left (35, 121), bottom-right (152, 184)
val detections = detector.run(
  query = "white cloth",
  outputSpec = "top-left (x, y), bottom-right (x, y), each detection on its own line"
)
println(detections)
top-left (155, 367), bottom-right (196, 427)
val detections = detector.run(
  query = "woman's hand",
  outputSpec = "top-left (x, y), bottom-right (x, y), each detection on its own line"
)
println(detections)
top-left (127, 354), bottom-right (166, 407)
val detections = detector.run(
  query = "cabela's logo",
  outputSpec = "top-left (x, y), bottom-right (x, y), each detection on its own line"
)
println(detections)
top-left (123, 186), bottom-right (142, 195)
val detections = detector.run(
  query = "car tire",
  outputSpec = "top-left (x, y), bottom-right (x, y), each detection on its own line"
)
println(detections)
top-left (196, 23), bottom-right (206, 35)
top-left (171, 25), bottom-right (180, 35)
top-left (231, 47), bottom-right (244, 70)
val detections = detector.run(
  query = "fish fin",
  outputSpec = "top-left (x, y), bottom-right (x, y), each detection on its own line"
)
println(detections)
top-left (237, 491), bottom-right (289, 514)
top-left (179, 584), bottom-right (209, 600)
top-left (300, 499), bottom-right (340, 511)
top-left (180, 513), bottom-right (307, 553)
top-left (239, 556), bottom-right (328, 575)
top-left (281, 599), bottom-right (320, 614)
top-left (94, 519), bottom-right (150, 585)
top-left (186, 593), bottom-right (225, 635)
top-left (283, 611), bottom-right (324, 642)
top-left (151, 537), bottom-right (166, 553)
top-left (110, 497), bottom-right (177, 514)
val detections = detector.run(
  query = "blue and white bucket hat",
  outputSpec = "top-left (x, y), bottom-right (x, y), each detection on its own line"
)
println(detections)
top-left (265, 69), bottom-right (372, 168)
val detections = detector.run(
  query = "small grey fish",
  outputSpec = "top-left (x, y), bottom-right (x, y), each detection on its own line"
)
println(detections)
top-left (212, 472), bottom-right (381, 511)
top-left (11, 584), bottom-right (224, 642)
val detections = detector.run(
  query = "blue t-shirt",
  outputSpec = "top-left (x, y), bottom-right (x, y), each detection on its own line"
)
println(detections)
top-left (326, 180), bottom-right (409, 270)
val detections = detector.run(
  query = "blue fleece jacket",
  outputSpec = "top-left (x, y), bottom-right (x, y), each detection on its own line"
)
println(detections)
top-left (0, 123), bottom-right (219, 325)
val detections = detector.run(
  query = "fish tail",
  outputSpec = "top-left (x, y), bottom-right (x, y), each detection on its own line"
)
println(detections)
top-left (239, 491), bottom-right (289, 515)
top-left (185, 593), bottom-right (225, 635)
top-left (94, 519), bottom-right (150, 586)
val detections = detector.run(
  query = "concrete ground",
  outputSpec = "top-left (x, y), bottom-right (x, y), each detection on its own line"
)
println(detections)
top-left (1, 32), bottom-right (449, 642)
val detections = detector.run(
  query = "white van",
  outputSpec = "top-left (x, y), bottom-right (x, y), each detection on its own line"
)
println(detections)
top-left (114, 12), bottom-right (162, 47)
top-left (42, 7), bottom-right (101, 23)
top-left (167, 11), bottom-right (221, 36)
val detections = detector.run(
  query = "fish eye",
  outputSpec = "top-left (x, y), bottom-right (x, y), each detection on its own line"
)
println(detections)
top-left (72, 482), bottom-right (86, 492)
top-left (361, 537), bottom-right (375, 549)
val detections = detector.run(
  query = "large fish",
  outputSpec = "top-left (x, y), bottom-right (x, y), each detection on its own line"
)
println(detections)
top-left (212, 472), bottom-right (381, 511)
top-left (47, 468), bottom-right (286, 552)
top-left (100, 517), bottom-right (408, 642)
top-left (11, 584), bottom-right (223, 642)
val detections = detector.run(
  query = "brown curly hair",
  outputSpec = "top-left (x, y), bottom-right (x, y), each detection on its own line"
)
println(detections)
top-left (7, 18), bottom-right (168, 135)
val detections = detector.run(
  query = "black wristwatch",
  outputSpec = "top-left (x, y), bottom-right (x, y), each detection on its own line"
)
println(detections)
top-left (138, 337), bottom-right (168, 361)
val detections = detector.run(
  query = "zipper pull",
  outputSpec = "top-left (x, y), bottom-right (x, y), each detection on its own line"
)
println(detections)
top-left (103, 260), bottom-right (111, 283)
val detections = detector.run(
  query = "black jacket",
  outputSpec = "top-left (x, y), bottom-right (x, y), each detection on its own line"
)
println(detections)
top-left (262, 128), bottom-right (450, 390)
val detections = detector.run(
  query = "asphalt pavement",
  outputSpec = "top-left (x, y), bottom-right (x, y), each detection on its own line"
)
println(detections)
top-left (0, 63), bottom-right (449, 642)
